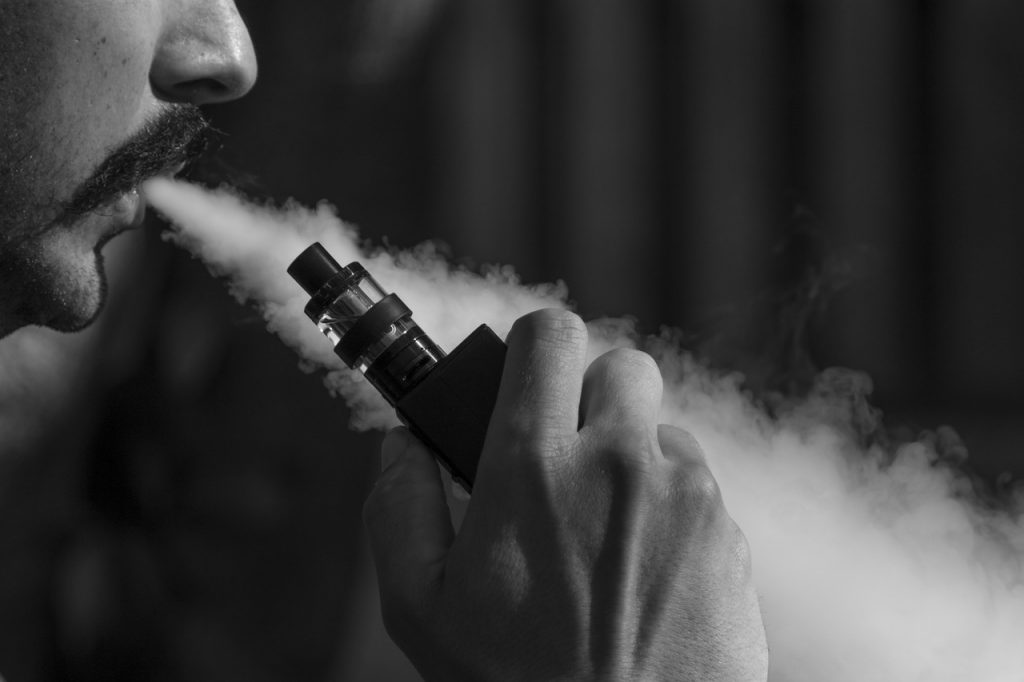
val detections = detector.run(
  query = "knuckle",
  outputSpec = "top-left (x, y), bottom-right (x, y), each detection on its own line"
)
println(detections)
top-left (660, 463), bottom-right (755, 583)
top-left (667, 462), bottom-right (725, 518)
top-left (485, 417), bottom-right (577, 478)
top-left (489, 411), bottom-right (571, 454)
top-left (687, 465), bottom-right (724, 508)
top-left (533, 435), bottom-right (583, 483)
top-left (729, 526), bottom-right (755, 583)
top-left (659, 424), bottom-right (704, 458)
top-left (589, 347), bottom-right (663, 389)
top-left (707, 517), bottom-right (756, 590)
top-left (508, 308), bottom-right (587, 352)
top-left (580, 427), bottom-right (659, 481)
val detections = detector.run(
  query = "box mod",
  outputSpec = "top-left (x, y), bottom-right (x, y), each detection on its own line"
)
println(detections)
top-left (288, 243), bottom-right (506, 491)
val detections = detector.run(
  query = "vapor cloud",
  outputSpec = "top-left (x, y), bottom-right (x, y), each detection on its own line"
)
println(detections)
top-left (143, 177), bottom-right (1024, 681)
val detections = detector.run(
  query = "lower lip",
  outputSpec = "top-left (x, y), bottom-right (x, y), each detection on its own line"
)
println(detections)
top-left (111, 188), bottom-right (146, 229)
top-left (107, 166), bottom-right (181, 231)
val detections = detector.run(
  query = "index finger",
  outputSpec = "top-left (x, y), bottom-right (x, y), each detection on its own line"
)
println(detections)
top-left (488, 309), bottom-right (589, 449)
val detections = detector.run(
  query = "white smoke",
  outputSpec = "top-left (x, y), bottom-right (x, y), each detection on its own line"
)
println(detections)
top-left (142, 177), bottom-right (576, 429)
top-left (142, 176), bottom-right (1024, 681)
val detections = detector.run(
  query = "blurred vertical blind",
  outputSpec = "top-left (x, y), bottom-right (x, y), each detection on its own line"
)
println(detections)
top-left (420, 0), bottom-right (1024, 411)
top-left (230, 0), bottom-right (1024, 472)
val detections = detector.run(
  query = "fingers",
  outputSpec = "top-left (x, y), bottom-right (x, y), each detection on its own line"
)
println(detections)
top-left (363, 427), bottom-right (453, 621)
top-left (657, 424), bottom-right (727, 523)
top-left (580, 347), bottom-right (664, 439)
top-left (656, 423), bottom-right (709, 469)
top-left (488, 309), bottom-right (590, 448)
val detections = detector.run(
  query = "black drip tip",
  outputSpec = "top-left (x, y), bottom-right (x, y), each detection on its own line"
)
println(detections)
top-left (288, 242), bottom-right (342, 296)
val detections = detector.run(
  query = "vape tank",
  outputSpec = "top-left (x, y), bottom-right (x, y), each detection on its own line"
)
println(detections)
top-left (288, 242), bottom-right (506, 491)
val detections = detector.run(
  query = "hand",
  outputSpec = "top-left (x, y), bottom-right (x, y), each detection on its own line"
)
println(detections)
top-left (363, 309), bottom-right (768, 681)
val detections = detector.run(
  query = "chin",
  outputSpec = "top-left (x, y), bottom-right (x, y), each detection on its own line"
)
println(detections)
top-left (4, 237), bottom-right (110, 335)
top-left (42, 253), bottom-right (109, 333)
top-left (43, 298), bottom-right (105, 333)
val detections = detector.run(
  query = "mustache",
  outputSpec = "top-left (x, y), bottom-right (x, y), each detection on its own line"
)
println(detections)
top-left (59, 105), bottom-right (215, 222)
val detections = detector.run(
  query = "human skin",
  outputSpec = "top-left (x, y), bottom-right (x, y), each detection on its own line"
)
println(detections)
top-left (365, 308), bottom-right (770, 681)
top-left (0, 0), bottom-right (257, 336)
top-left (0, 3), bottom-right (769, 679)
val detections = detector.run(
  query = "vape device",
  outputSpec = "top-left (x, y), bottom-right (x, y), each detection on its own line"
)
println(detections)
top-left (288, 242), bottom-right (507, 492)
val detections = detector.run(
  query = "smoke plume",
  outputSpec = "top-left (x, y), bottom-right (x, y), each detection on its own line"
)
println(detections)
top-left (142, 177), bottom-right (1024, 681)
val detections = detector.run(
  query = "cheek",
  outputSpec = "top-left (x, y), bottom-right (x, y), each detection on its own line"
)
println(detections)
top-left (45, 8), bottom-right (157, 165)
top-left (0, 7), bottom-right (64, 234)
top-left (0, 3), bottom-right (157, 210)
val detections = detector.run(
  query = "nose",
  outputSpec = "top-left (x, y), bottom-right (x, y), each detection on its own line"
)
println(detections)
top-left (151, 0), bottom-right (258, 105)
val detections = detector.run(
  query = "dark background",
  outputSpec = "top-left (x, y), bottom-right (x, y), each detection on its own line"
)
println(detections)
top-left (0, 1), bottom-right (1022, 680)
top-left (222, 0), bottom-right (1024, 477)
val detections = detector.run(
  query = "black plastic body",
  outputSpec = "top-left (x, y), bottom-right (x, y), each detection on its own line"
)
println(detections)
top-left (394, 325), bottom-right (507, 492)
top-left (288, 243), bottom-right (346, 296)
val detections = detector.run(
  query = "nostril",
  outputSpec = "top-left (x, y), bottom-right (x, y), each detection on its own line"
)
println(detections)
top-left (164, 77), bottom-right (232, 104)
top-left (188, 78), bottom-right (229, 95)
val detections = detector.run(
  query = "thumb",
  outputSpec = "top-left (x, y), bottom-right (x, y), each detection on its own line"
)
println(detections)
top-left (363, 427), bottom-right (453, 611)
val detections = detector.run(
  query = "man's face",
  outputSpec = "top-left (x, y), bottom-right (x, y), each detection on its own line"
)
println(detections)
top-left (0, 0), bottom-right (257, 334)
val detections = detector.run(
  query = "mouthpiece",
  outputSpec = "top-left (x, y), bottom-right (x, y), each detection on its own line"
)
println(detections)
top-left (288, 242), bottom-right (507, 491)
top-left (287, 241), bottom-right (345, 296)
top-left (288, 242), bottom-right (445, 403)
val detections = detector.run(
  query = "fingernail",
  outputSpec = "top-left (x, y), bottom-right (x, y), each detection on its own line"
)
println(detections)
top-left (381, 428), bottom-right (410, 471)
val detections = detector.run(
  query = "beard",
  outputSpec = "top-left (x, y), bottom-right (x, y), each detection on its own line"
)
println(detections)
top-left (0, 105), bottom-right (213, 336)
top-left (58, 105), bottom-right (212, 223)
top-left (0, 228), bottom-right (108, 333)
